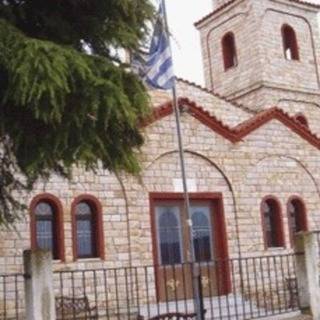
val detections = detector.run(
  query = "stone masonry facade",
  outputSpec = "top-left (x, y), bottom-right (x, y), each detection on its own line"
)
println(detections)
top-left (2, 78), bottom-right (320, 272)
top-left (197, 0), bottom-right (320, 134)
top-left (2, 0), bottom-right (320, 316)
top-left (1, 0), bottom-right (320, 270)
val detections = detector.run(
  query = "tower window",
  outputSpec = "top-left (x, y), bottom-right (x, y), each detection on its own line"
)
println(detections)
top-left (222, 32), bottom-right (238, 70)
top-left (282, 24), bottom-right (299, 61)
top-left (261, 197), bottom-right (285, 249)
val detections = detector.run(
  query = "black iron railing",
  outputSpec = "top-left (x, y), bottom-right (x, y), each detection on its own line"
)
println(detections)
top-left (0, 273), bottom-right (24, 319)
top-left (53, 253), bottom-right (299, 320)
top-left (314, 230), bottom-right (320, 257)
top-left (0, 253), bottom-right (300, 319)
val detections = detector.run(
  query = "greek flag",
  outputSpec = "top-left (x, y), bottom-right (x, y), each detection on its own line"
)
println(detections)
top-left (132, 4), bottom-right (174, 90)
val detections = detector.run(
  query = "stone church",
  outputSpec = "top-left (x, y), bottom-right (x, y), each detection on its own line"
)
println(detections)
top-left (2, 0), bottom-right (320, 318)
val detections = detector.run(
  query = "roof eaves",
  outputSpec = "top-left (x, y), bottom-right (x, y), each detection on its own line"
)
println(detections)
top-left (194, 0), bottom-right (236, 28)
top-left (144, 99), bottom-right (320, 150)
top-left (176, 77), bottom-right (257, 115)
top-left (194, 0), bottom-right (320, 28)
top-left (289, 0), bottom-right (320, 9)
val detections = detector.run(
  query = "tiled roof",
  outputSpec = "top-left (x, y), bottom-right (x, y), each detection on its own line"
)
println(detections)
top-left (194, 0), bottom-right (320, 27)
top-left (290, 0), bottom-right (320, 9)
top-left (194, 0), bottom-right (236, 27)
top-left (176, 78), bottom-right (256, 115)
top-left (142, 97), bottom-right (320, 149)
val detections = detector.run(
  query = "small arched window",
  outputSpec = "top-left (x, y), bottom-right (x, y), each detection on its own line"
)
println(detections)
top-left (282, 24), bottom-right (299, 61)
top-left (287, 197), bottom-right (308, 245)
top-left (157, 207), bottom-right (182, 265)
top-left (72, 195), bottom-right (104, 260)
top-left (294, 113), bottom-right (308, 128)
top-left (261, 197), bottom-right (285, 248)
top-left (30, 194), bottom-right (65, 260)
top-left (192, 207), bottom-right (213, 262)
top-left (222, 32), bottom-right (238, 70)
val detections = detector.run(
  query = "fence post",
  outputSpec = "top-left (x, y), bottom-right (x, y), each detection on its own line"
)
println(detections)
top-left (294, 232), bottom-right (320, 319)
top-left (23, 249), bottom-right (56, 320)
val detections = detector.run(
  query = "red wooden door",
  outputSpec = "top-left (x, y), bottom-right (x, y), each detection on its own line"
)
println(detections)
top-left (151, 195), bottom-right (230, 302)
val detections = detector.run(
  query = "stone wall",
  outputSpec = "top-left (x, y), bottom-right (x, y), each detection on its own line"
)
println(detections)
top-left (0, 72), bottom-right (319, 319)
top-left (136, 101), bottom-right (320, 258)
top-left (231, 86), bottom-right (320, 136)
top-left (196, 0), bottom-right (320, 111)
top-left (0, 167), bottom-right (130, 273)
top-left (2, 0), bottom-right (320, 317)
top-left (1, 80), bottom-right (320, 274)
top-left (197, 0), bottom-right (258, 98)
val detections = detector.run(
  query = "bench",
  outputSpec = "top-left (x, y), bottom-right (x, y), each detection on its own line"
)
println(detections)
top-left (55, 296), bottom-right (98, 319)
top-left (138, 310), bottom-right (206, 320)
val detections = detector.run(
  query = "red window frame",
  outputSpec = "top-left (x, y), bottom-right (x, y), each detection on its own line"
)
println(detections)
top-left (281, 24), bottom-right (300, 61)
top-left (30, 193), bottom-right (65, 261)
top-left (261, 196), bottom-right (285, 249)
top-left (149, 192), bottom-right (231, 294)
top-left (222, 32), bottom-right (238, 70)
top-left (71, 194), bottom-right (105, 260)
top-left (287, 196), bottom-right (308, 246)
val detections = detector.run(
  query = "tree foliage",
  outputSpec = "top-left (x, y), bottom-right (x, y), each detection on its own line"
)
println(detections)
top-left (0, 0), bottom-right (155, 225)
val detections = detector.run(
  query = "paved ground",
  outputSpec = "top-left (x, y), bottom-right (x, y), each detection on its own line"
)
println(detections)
top-left (287, 316), bottom-right (312, 320)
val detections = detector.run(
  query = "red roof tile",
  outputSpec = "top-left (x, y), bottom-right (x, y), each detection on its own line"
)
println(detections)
top-left (142, 98), bottom-right (320, 150)
top-left (176, 78), bottom-right (256, 115)
top-left (194, 0), bottom-right (236, 28)
top-left (195, 0), bottom-right (320, 28)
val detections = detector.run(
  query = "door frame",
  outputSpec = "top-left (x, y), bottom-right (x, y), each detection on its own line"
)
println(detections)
top-left (149, 192), bottom-right (231, 300)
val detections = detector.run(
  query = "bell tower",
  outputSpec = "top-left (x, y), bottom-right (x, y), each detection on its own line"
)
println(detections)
top-left (196, 0), bottom-right (320, 111)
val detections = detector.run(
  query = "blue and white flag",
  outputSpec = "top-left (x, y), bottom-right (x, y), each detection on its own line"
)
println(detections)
top-left (132, 3), bottom-right (174, 90)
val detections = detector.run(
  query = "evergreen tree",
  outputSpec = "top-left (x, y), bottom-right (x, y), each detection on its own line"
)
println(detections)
top-left (0, 0), bottom-right (155, 225)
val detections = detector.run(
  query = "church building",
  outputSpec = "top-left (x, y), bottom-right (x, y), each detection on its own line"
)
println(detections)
top-left (2, 0), bottom-right (320, 319)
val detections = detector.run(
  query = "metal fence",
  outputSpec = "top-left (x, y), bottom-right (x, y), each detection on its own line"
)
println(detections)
top-left (0, 253), bottom-right (300, 319)
top-left (0, 273), bottom-right (24, 319)
top-left (52, 254), bottom-right (299, 320)
top-left (314, 230), bottom-right (320, 257)
top-left (313, 230), bottom-right (320, 288)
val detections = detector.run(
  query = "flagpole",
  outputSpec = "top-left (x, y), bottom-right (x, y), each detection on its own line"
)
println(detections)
top-left (160, 1), bottom-right (203, 319)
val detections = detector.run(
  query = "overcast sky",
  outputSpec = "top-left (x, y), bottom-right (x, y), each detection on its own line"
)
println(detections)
top-left (162, 0), bottom-right (320, 86)
top-left (164, 0), bottom-right (213, 85)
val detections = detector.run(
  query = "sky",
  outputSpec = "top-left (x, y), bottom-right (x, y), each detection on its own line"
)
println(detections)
top-left (161, 0), bottom-right (320, 86)
top-left (164, 0), bottom-right (213, 86)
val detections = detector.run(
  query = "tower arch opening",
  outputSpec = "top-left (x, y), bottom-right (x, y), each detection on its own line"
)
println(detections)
top-left (222, 32), bottom-right (238, 70)
top-left (282, 24), bottom-right (300, 61)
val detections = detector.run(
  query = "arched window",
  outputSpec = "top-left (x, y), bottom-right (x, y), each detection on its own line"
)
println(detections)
top-left (72, 195), bottom-right (104, 260)
top-left (157, 207), bottom-right (182, 265)
top-left (30, 194), bottom-right (65, 260)
top-left (287, 197), bottom-right (308, 245)
top-left (222, 32), bottom-right (238, 70)
top-left (192, 207), bottom-right (213, 262)
top-left (282, 24), bottom-right (299, 61)
top-left (294, 113), bottom-right (308, 128)
top-left (261, 197), bottom-right (285, 248)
